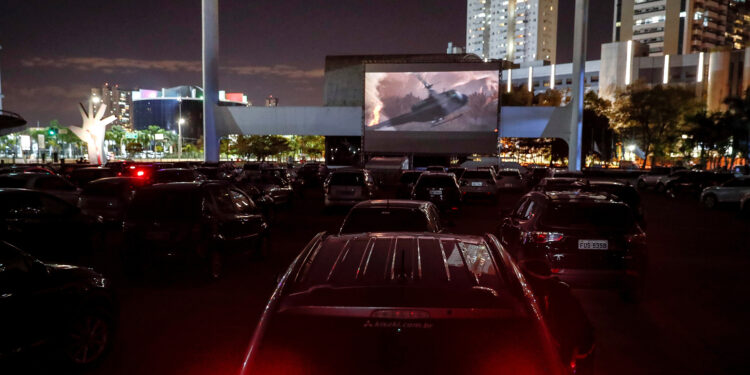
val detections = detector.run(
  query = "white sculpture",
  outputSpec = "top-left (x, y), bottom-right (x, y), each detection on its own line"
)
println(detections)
top-left (69, 101), bottom-right (115, 165)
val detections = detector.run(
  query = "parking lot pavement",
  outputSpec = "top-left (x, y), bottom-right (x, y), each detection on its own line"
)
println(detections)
top-left (59, 188), bottom-right (750, 375)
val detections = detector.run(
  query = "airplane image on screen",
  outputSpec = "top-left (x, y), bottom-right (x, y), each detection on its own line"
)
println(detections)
top-left (369, 75), bottom-right (469, 130)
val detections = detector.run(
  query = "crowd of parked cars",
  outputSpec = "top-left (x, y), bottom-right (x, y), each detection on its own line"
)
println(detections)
top-left (2, 159), bottom-right (745, 373)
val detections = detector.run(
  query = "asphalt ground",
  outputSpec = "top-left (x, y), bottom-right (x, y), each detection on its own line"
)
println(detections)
top-left (7, 185), bottom-right (750, 375)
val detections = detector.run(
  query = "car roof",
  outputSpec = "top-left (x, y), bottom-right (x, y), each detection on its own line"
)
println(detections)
top-left (352, 199), bottom-right (433, 210)
top-left (290, 232), bottom-right (504, 294)
top-left (420, 172), bottom-right (455, 177)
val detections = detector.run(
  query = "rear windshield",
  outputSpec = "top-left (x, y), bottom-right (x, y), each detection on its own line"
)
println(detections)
top-left (416, 175), bottom-right (456, 189)
top-left (340, 208), bottom-right (431, 234)
top-left (462, 171), bottom-right (493, 180)
top-left (250, 314), bottom-right (558, 375)
top-left (128, 188), bottom-right (202, 220)
top-left (541, 203), bottom-right (634, 229)
top-left (330, 172), bottom-right (365, 186)
top-left (83, 180), bottom-right (140, 196)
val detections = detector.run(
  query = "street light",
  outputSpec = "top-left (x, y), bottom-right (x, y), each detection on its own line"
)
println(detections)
top-left (178, 117), bottom-right (185, 160)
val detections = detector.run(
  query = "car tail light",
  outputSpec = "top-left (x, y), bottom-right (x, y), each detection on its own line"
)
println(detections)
top-left (371, 309), bottom-right (429, 320)
top-left (451, 206), bottom-right (459, 211)
top-left (523, 231), bottom-right (564, 244)
top-left (550, 268), bottom-right (561, 273)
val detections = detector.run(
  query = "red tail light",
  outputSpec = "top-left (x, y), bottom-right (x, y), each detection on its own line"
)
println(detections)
top-left (523, 231), bottom-right (564, 244)
top-left (136, 170), bottom-right (145, 177)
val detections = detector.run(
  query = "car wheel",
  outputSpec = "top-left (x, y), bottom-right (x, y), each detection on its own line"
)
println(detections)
top-left (702, 194), bottom-right (718, 209)
top-left (63, 311), bottom-right (112, 366)
top-left (637, 180), bottom-right (647, 190)
top-left (208, 250), bottom-right (223, 279)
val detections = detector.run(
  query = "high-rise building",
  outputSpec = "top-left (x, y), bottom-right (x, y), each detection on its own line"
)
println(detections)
top-left (727, 0), bottom-right (750, 50)
top-left (613, 0), bottom-right (738, 56)
top-left (90, 83), bottom-right (133, 128)
top-left (466, 0), bottom-right (558, 64)
top-left (265, 95), bottom-right (279, 107)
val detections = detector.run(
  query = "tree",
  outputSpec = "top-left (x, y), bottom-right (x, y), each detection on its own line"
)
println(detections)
top-left (609, 83), bottom-right (699, 168)
top-left (534, 89), bottom-right (563, 106)
top-left (293, 135), bottom-right (325, 160)
top-left (235, 135), bottom-right (291, 161)
top-left (105, 125), bottom-right (127, 156)
top-left (501, 85), bottom-right (534, 106)
top-left (723, 87), bottom-right (750, 167)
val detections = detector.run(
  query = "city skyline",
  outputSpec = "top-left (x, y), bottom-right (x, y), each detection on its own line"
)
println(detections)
top-left (0, 0), bottom-right (613, 125)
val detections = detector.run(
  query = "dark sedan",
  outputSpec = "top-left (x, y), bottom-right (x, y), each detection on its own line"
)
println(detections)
top-left (123, 181), bottom-right (269, 279)
top-left (411, 172), bottom-right (462, 213)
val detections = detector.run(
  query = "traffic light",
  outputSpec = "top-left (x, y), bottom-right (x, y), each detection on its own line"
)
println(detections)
top-left (48, 128), bottom-right (58, 137)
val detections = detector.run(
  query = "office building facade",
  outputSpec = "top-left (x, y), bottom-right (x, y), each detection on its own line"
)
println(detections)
top-left (467, 0), bottom-right (558, 63)
top-left (90, 83), bottom-right (133, 128)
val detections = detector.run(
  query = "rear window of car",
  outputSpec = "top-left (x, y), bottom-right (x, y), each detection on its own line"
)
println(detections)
top-left (416, 175), bottom-right (456, 189)
top-left (329, 172), bottom-right (365, 186)
top-left (462, 171), bottom-right (493, 180)
top-left (128, 188), bottom-right (202, 220)
top-left (340, 208), bottom-right (431, 234)
top-left (541, 203), bottom-right (634, 229)
top-left (154, 170), bottom-right (196, 183)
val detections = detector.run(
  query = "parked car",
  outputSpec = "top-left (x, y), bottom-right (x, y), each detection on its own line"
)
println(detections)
top-left (262, 167), bottom-right (302, 191)
top-left (242, 173), bottom-right (294, 205)
top-left (68, 167), bottom-right (116, 187)
top-left (123, 181), bottom-right (269, 279)
top-left (411, 172), bottom-right (462, 213)
top-left (496, 168), bottom-right (525, 190)
top-left (298, 162), bottom-right (327, 186)
top-left (458, 168), bottom-right (499, 200)
top-left (740, 192), bottom-right (750, 215)
top-left (396, 170), bottom-right (422, 199)
top-left (323, 169), bottom-right (375, 208)
top-left (548, 169), bottom-right (585, 179)
top-left (339, 200), bottom-right (443, 234)
top-left (240, 232), bottom-right (593, 375)
top-left (78, 177), bottom-right (148, 224)
top-left (654, 169), bottom-right (691, 192)
top-left (525, 167), bottom-right (549, 187)
top-left (533, 177), bottom-right (582, 192)
top-left (152, 168), bottom-right (203, 184)
top-left (499, 191), bottom-right (647, 301)
top-left (0, 189), bottom-right (94, 263)
top-left (0, 173), bottom-right (80, 205)
top-left (664, 171), bottom-right (733, 198)
top-left (636, 166), bottom-right (685, 190)
top-left (700, 176), bottom-right (750, 208)
top-left (0, 241), bottom-right (116, 366)
top-left (232, 182), bottom-right (276, 223)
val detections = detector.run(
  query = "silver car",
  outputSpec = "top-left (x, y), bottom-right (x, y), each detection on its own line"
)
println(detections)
top-left (496, 168), bottom-right (525, 190)
top-left (323, 169), bottom-right (375, 207)
top-left (459, 168), bottom-right (499, 199)
top-left (636, 167), bottom-right (685, 190)
top-left (700, 176), bottom-right (750, 209)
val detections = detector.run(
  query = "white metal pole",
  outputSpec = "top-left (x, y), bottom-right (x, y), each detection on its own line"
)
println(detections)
top-left (568, 0), bottom-right (588, 171)
top-left (202, 0), bottom-right (219, 163)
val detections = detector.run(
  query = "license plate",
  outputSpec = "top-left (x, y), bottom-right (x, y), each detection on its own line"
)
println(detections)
top-left (578, 240), bottom-right (608, 250)
top-left (429, 189), bottom-right (442, 196)
top-left (504, 183), bottom-right (513, 187)
top-left (471, 181), bottom-right (483, 187)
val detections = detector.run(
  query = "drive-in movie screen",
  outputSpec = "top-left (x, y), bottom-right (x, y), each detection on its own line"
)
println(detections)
top-left (364, 63), bottom-right (500, 154)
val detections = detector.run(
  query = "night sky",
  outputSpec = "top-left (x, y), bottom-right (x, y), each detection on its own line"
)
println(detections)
top-left (0, 0), bottom-right (613, 126)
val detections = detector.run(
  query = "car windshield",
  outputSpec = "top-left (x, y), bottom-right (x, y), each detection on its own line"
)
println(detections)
top-left (462, 171), bottom-right (493, 180)
top-left (340, 208), bottom-right (431, 234)
top-left (416, 175), bottom-right (456, 189)
top-left (541, 203), bottom-right (635, 229)
top-left (330, 172), bottom-right (364, 186)
top-left (128, 188), bottom-right (202, 220)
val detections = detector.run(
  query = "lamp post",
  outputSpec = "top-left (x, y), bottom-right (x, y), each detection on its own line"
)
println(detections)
top-left (178, 117), bottom-right (185, 160)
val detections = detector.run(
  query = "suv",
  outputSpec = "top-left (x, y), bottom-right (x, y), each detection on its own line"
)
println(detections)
top-left (636, 166), bottom-right (685, 190)
top-left (499, 191), bottom-right (647, 301)
top-left (123, 181), bottom-right (269, 279)
top-left (339, 200), bottom-right (443, 234)
top-left (700, 176), bottom-right (750, 209)
top-left (664, 171), bottom-right (732, 198)
top-left (323, 169), bottom-right (375, 207)
top-left (496, 168), bottom-right (525, 191)
top-left (459, 168), bottom-right (499, 200)
top-left (411, 172), bottom-right (462, 212)
top-left (240, 232), bottom-right (592, 375)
